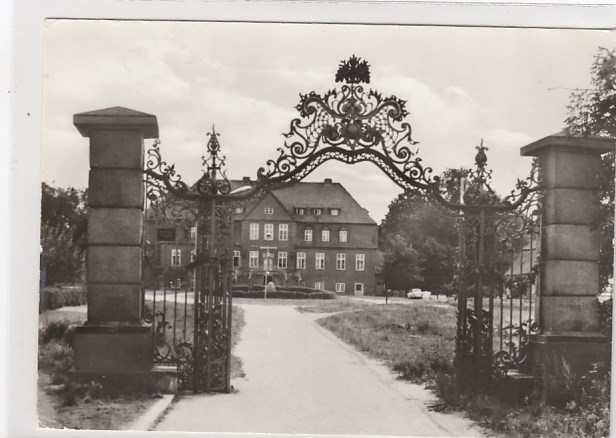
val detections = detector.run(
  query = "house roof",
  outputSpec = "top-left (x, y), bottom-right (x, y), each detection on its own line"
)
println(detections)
top-left (270, 181), bottom-right (376, 225)
top-left (146, 178), bottom-right (376, 225)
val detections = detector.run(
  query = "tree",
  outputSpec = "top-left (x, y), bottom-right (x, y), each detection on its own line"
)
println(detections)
top-left (379, 170), bottom-right (467, 293)
top-left (565, 47), bottom-right (616, 290)
top-left (40, 183), bottom-right (88, 284)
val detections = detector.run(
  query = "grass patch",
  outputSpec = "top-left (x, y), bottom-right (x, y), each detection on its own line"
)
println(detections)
top-left (37, 318), bottom-right (157, 430)
top-left (231, 305), bottom-right (246, 378)
top-left (318, 302), bottom-right (455, 383)
top-left (317, 301), bottom-right (611, 438)
top-left (297, 297), bottom-right (377, 314)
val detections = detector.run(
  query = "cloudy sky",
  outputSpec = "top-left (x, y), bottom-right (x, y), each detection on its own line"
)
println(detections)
top-left (42, 20), bottom-right (615, 222)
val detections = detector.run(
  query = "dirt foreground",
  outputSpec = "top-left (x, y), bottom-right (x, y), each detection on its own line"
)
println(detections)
top-left (155, 302), bottom-right (484, 437)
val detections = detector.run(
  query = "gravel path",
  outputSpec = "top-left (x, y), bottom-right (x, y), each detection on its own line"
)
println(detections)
top-left (155, 302), bottom-right (484, 437)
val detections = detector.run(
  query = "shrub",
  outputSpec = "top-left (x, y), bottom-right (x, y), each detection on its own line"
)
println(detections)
top-left (232, 284), bottom-right (264, 292)
top-left (232, 285), bottom-right (325, 294)
top-left (232, 290), bottom-right (336, 299)
top-left (39, 319), bottom-right (76, 345)
top-left (43, 285), bottom-right (87, 310)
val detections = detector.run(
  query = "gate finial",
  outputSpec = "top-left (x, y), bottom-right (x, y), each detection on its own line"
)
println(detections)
top-left (335, 55), bottom-right (371, 84)
top-left (474, 139), bottom-right (488, 169)
top-left (199, 126), bottom-right (231, 195)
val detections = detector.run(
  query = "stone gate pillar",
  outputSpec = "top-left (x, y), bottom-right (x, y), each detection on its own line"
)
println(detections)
top-left (521, 131), bottom-right (613, 372)
top-left (72, 107), bottom-right (158, 384)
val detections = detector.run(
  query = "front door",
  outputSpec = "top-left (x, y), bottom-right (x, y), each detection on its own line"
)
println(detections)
top-left (354, 283), bottom-right (364, 297)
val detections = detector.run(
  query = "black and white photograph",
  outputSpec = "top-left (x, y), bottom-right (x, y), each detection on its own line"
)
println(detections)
top-left (6, 8), bottom-right (616, 437)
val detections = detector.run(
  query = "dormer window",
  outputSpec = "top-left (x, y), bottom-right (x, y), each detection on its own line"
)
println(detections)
top-left (295, 208), bottom-right (305, 215)
top-left (314, 208), bottom-right (322, 215)
top-left (265, 207), bottom-right (274, 215)
top-left (331, 208), bottom-right (340, 216)
top-left (235, 207), bottom-right (244, 214)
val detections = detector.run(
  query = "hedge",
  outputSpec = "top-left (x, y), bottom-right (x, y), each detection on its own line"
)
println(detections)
top-left (232, 285), bottom-right (329, 294)
top-left (42, 285), bottom-right (87, 310)
top-left (232, 290), bottom-right (337, 300)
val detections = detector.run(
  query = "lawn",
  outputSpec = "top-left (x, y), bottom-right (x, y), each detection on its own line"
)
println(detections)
top-left (37, 319), bottom-right (158, 430)
top-left (315, 299), bottom-right (611, 438)
top-left (317, 300), bottom-right (456, 382)
top-left (296, 296), bottom-right (379, 314)
top-left (38, 301), bottom-right (247, 430)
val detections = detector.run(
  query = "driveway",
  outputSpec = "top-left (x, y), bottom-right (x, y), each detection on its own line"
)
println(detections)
top-left (154, 302), bottom-right (484, 437)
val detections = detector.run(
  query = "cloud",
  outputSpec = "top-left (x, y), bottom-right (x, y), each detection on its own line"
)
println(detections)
top-left (40, 20), bottom-right (613, 221)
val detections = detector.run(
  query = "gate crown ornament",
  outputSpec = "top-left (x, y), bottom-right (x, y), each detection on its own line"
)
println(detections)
top-left (335, 55), bottom-right (371, 84)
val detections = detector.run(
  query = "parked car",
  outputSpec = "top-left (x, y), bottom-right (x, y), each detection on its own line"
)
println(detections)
top-left (407, 288), bottom-right (423, 299)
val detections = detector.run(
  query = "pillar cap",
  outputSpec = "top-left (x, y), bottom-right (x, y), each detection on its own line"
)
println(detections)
top-left (521, 130), bottom-right (615, 157)
top-left (74, 106), bottom-right (159, 139)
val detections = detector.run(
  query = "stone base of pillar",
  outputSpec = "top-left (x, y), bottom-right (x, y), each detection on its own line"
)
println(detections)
top-left (530, 332), bottom-right (611, 376)
top-left (73, 325), bottom-right (153, 389)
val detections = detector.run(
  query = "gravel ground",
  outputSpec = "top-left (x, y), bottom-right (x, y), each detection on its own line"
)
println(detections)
top-left (155, 302), bottom-right (484, 437)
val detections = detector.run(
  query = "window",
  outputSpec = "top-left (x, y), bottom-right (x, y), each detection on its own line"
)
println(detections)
top-left (264, 224), bottom-right (274, 240)
top-left (171, 249), bottom-right (181, 267)
top-left (279, 224), bottom-right (288, 241)
top-left (339, 230), bottom-right (348, 243)
top-left (265, 207), bottom-right (274, 215)
top-left (278, 252), bottom-right (288, 269)
top-left (295, 208), bottom-right (305, 215)
top-left (250, 223), bottom-right (259, 240)
top-left (235, 207), bottom-right (244, 214)
top-left (331, 208), bottom-right (340, 216)
top-left (336, 253), bottom-right (346, 270)
top-left (335, 283), bottom-right (346, 293)
top-left (249, 251), bottom-right (259, 268)
top-left (190, 249), bottom-right (196, 263)
top-left (322, 229), bottom-right (330, 242)
top-left (304, 229), bottom-right (313, 242)
top-left (176, 278), bottom-right (182, 288)
top-left (314, 208), bottom-right (322, 215)
top-left (157, 228), bottom-right (176, 242)
top-left (296, 252), bottom-right (306, 269)
top-left (354, 283), bottom-right (364, 295)
top-left (233, 250), bottom-right (241, 268)
top-left (190, 226), bottom-right (197, 240)
top-left (315, 282), bottom-right (325, 291)
top-left (355, 254), bottom-right (365, 271)
top-left (315, 253), bottom-right (325, 270)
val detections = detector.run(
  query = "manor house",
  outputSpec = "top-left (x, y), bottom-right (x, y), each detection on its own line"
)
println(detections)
top-left (144, 178), bottom-right (378, 296)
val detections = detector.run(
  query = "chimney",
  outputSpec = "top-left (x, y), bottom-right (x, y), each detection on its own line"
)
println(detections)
top-left (324, 178), bottom-right (333, 185)
top-left (242, 176), bottom-right (251, 184)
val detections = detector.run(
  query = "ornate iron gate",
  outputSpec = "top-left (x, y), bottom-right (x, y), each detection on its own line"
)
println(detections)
top-left (143, 132), bottom-right (236, 392)
top-left (434, 143), bottom-right (542, 382)
top-left (140, 56), bottom-right (542, 391)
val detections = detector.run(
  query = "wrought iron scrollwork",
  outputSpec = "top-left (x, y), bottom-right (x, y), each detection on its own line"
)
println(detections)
top-left (493, 319), bottom-right (539, 374)
top-left (256, 55), bottom-right (436, 190)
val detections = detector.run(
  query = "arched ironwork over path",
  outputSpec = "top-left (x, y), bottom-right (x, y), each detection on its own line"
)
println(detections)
top-left (144, 56), bottom-right (542, 392)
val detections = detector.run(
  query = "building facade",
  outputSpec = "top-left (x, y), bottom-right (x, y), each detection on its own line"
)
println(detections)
top-left (145, 178), bottom-right (378, 296)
